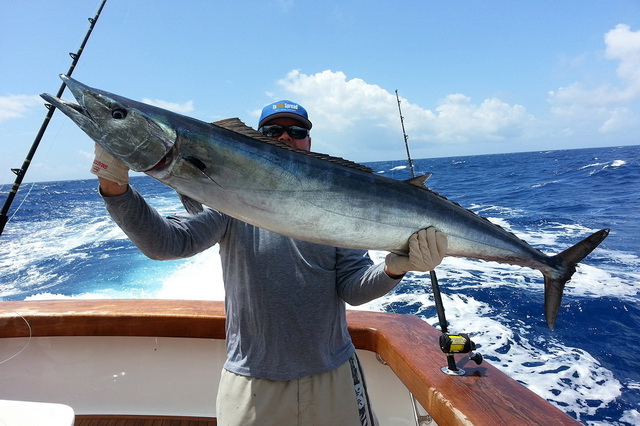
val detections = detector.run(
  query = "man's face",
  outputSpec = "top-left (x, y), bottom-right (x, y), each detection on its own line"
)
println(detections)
top-left (263, 117), bottom-right (312, 151)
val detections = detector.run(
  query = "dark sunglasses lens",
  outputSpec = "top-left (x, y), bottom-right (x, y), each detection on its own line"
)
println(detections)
top-left (260, 125), bottom-right (285, 138)
top-left (287, 126), bottom-right (309, 139)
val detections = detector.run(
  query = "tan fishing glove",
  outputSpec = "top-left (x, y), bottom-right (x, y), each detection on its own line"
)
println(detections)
top-left (385, 227), bottom-right (448, 277)
top-left (90, 144), bottom-right (129, 185)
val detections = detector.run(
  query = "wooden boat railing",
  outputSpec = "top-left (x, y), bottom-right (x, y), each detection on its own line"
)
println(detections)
top-left (0, 299), bottom-right (579, 425)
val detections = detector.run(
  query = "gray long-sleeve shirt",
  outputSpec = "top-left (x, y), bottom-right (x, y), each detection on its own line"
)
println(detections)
top-left (102, 186), bottom-right (401, 380)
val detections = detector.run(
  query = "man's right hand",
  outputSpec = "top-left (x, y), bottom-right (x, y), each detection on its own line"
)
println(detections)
top-left (91, 144), bottom-right (129, 196)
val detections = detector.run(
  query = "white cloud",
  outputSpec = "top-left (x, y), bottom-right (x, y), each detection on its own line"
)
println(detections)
top-left (599, 107), bottom-right (631, 133)
top-left (78, 149), bottom-right (94, 161)
top-left (429, 94), bottom-right (532, 143)
top-left (605, 24), bottom-right (640, 98)
top-left (278, 70), bottom-right (398, 131)
top-left (0, 94), bottom-right (42, 123)
top-left (277, 69), bottom-right (532, 149)
top-left (548, 24), bottom-right (640, 133)
top-left (141, 98), bottom-right (194, 114)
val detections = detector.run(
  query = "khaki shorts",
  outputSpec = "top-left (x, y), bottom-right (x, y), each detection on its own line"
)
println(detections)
top-left (216, 354), bottom-right (378, 426)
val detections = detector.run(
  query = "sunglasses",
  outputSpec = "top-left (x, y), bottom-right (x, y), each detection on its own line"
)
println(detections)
top-left (259, 125), bottom-right (309, 139)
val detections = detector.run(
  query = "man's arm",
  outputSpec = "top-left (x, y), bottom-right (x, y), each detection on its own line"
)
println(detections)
top-left (98, 177), bottom-right (128, 197)
top-left (101, 185), bottom-right (226, 260)
top-left (91, 144), bottom-right (225, 260)
top-left (337, 228), bottom-right (448, 306)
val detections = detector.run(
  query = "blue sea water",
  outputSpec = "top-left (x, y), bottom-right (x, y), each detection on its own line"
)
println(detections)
top-left (1, 145), bottom-right (639, 425)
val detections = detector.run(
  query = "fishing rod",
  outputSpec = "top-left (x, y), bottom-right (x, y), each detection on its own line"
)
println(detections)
top-left (395, 89), bottom-right (416, 178)
top-left (395, 89), bottom-right (482, 375)
top-left (0, 0), bottom-right (108, 237)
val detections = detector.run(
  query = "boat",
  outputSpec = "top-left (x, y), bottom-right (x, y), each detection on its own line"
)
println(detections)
top-left (0, 299), bottom-right (579, 425)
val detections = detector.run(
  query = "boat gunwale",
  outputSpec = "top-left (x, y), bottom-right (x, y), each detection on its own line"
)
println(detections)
top-left (0, 299), bottom-right (578, 425)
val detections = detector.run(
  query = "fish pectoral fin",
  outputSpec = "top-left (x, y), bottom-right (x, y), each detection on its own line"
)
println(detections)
top-left (178, 193), bottom-right (204, 215)
top-left (543, 228), bottom-right (610, 330)
top-left (181, 155), bottom-right (226, 190)
top-left (404, 174), bottom-right (432, 188)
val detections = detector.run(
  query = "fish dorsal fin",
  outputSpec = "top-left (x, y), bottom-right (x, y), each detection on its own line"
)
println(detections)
top-left (404, 174), bottom-right (432, 188)
top-left (212, 118), bottom-right (274, 143)
top-left (211, 118), bottom-right (374, 174)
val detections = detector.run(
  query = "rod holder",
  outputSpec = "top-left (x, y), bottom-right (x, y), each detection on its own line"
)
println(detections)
top-left (430, 270), bottom-right (482, 375)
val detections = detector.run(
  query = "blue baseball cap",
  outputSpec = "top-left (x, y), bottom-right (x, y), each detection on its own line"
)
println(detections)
top-left (258, 100), bottom-right (312, 129)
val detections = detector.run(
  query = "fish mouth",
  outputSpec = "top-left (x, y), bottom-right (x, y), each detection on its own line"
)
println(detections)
top-left (41, 93), bottom-right (87, 117)
top-left (40, 75), bottom-right (96, 128)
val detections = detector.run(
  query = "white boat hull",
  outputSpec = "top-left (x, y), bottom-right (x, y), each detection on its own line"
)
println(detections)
top-left (1, 336), bottom-right (418, 423)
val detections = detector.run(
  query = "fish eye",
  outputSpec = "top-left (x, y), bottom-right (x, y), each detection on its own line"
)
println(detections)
top-left (112, 108), bottom-right (127, 119)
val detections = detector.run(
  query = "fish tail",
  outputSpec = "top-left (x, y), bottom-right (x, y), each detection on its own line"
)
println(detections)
top-left (543, 228), bottom-right (610, 330)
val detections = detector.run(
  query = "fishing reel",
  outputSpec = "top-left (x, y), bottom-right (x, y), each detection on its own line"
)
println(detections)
top-left (428, 270), bottom-right (483, 376)
top-left (439, 333), bottom-right (483, 376)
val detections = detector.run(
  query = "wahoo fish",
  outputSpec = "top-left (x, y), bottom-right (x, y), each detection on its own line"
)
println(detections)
top-left (42, 75), bottom-right (609, 329)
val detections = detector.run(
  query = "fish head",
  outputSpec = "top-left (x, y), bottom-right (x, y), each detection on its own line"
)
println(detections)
top-left (41, 75), bottom-right (176, 172)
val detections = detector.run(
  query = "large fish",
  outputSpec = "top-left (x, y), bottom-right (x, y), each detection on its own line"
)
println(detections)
top-left (42, 75), bottom-right (609, 329)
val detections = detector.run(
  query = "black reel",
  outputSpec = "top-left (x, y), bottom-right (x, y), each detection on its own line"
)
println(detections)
top-left (439, 333), bottom-right (483, 363)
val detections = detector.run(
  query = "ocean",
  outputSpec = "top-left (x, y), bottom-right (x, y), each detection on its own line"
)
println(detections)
top-left (1, 145), bottom-right (638, 425)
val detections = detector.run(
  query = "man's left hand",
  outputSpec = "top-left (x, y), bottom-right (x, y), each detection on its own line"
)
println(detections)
top-left (385, 227), bottom-right (448, 278)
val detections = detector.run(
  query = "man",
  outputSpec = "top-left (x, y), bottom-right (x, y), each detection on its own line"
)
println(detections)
top-left (93, 100), bottom-right (447, 425)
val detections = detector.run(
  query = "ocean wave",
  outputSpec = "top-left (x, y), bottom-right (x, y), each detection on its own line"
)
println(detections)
top-left (355, 282), bottom-right (622, 419)
top-left (579, 162), bottom-right (610, 170)
top-left (467, 204), bottom-right (524, 218)
top-left (579, 159), bottom-right (628, 177)
top-left (531, 180), bottom-right (561, 188)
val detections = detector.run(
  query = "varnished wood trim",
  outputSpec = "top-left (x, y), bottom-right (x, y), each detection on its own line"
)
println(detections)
top-left (347, 310), bottom-right (579, 425)
top-left (0, 300), bottom-right (578, 425)
top-left (74, 414), bottom-right (216, 425)
top-left (0, 300), bottom-right (226, 339)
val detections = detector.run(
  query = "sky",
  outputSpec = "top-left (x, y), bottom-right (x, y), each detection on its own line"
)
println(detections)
top-left (1, 0), bottom-right (639, 184)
